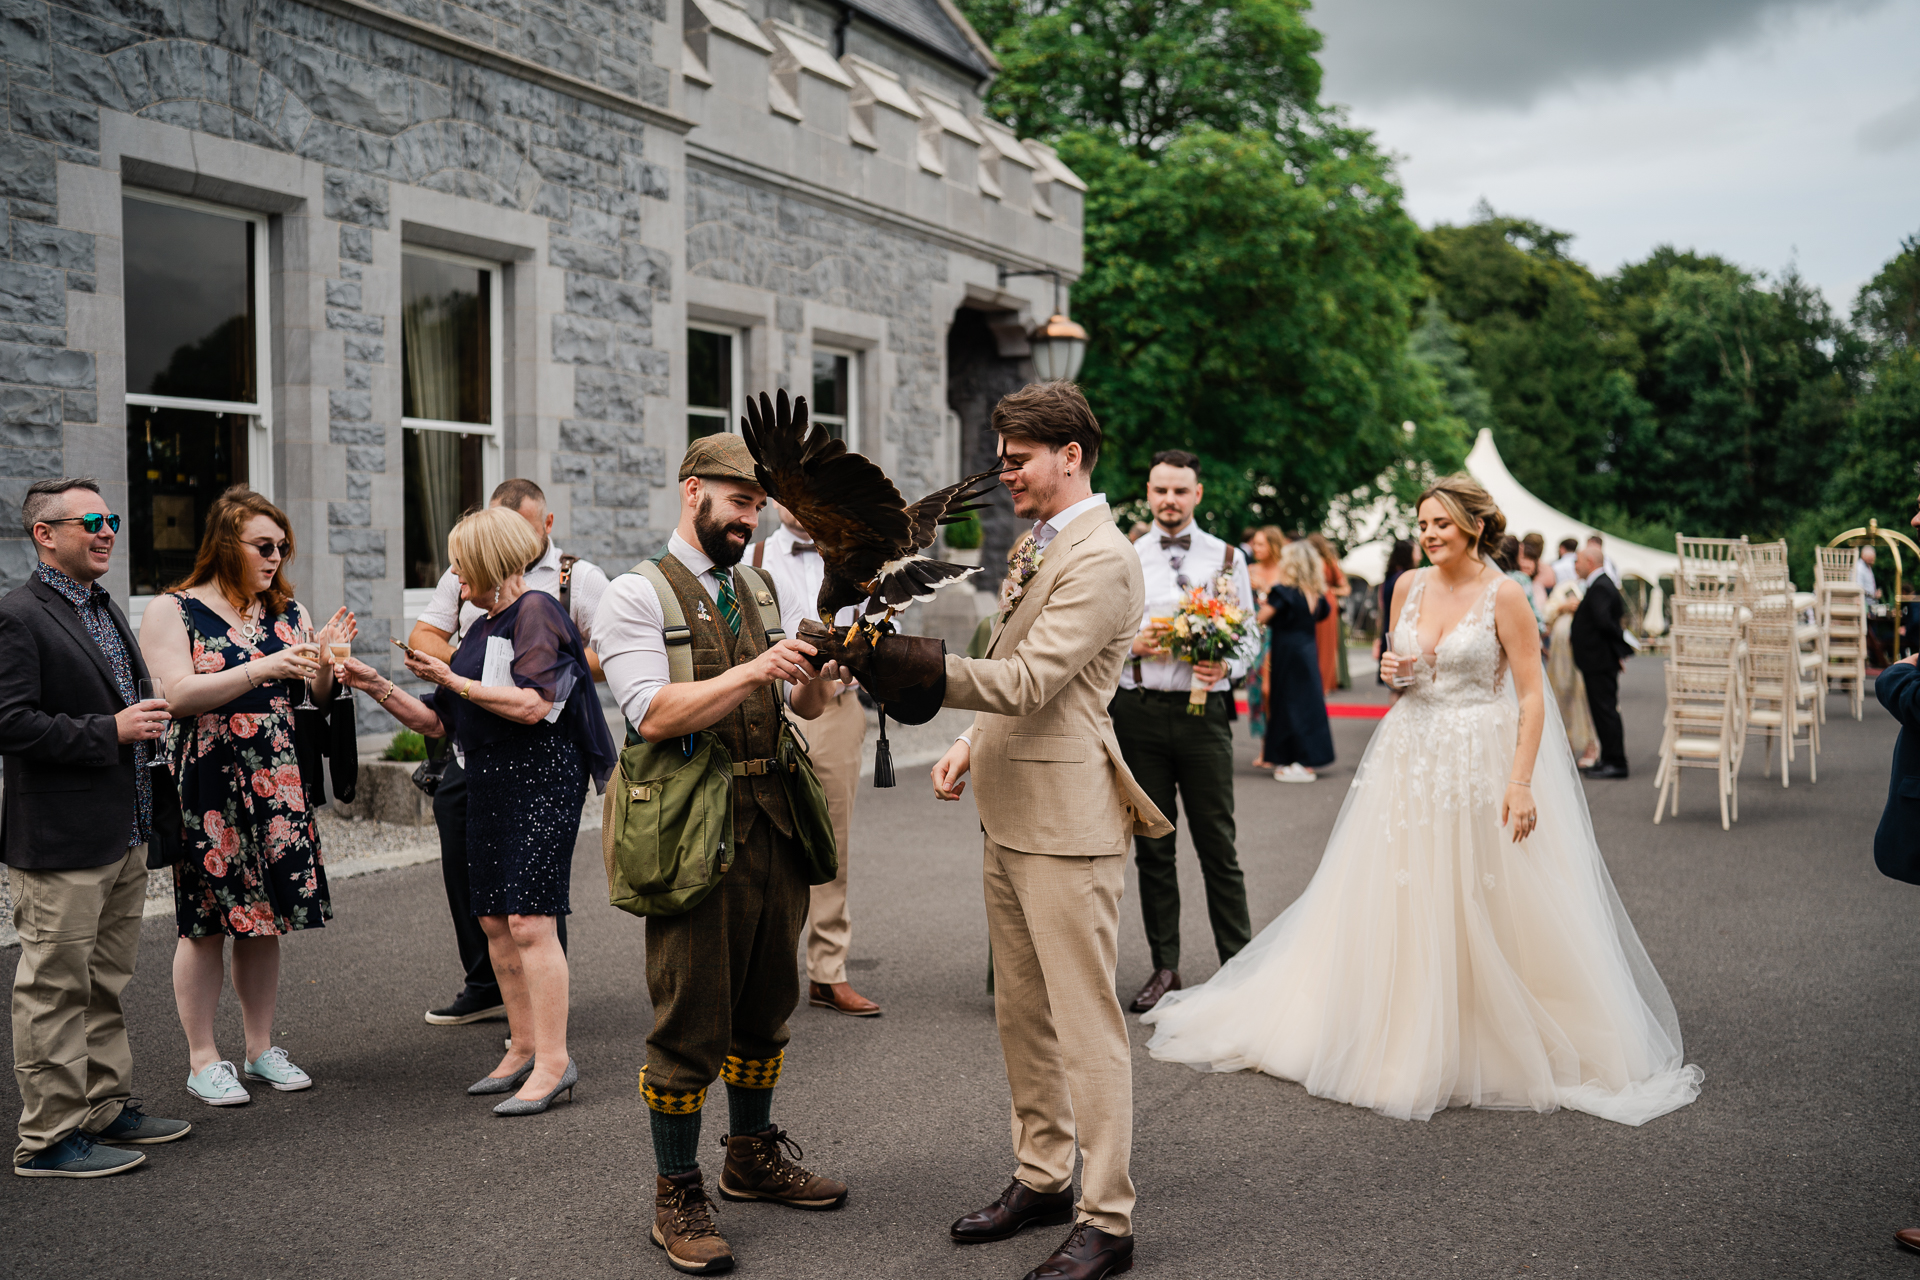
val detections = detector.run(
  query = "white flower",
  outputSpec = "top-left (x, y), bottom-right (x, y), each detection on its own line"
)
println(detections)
top-left (1394, 869), bottom-right (1410, 887)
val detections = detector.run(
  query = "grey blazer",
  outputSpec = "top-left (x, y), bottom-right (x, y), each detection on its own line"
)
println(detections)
top-left (0, 576), bottom-right (149, 871)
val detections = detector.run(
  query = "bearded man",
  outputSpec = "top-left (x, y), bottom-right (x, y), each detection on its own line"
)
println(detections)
top-left (593, 434), bottom-right (849, 1276)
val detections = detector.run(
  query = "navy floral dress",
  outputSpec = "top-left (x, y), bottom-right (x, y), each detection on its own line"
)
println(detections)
top-left (164, 594), bottom-right (332, 939)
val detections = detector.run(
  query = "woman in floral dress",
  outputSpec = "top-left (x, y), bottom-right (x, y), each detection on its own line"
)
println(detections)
top-left (1244, 527), bottom-right (1284, 766)
top-left (140, 486), bottom-right (354, 1107)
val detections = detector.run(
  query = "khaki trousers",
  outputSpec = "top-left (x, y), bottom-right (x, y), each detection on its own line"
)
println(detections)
top-left (10, 844), bottom-right (148, 1162)
top-left (983, 836), bottom-right (1135, 1236)
top-left (803, 689), bottom-right (867, 985)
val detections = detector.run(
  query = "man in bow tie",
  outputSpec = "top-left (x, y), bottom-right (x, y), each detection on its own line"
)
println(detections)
top-left (751, 503), bottom-right (880, 1017)
top-left (1111, 449), bottom-right (1259, 1014)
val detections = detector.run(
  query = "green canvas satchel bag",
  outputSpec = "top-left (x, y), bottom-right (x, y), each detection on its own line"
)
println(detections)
top-left (775, 714), bottom-right (838, 887)
top-left (602, 729), bottom-right (736, 917)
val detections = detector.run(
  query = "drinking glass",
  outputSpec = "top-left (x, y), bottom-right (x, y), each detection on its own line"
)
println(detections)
top-left (330, 637), bottom-right (354, 701)
top-left (137, 678), bottom-right (169, 766)
top-left (292, 625), bottom-right (320, 711)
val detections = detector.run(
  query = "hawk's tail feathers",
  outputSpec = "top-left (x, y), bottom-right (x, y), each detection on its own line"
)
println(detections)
top-left (862, 556), bottom-right (981, 620)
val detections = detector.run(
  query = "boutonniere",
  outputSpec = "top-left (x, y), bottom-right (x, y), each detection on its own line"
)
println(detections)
top-left (999, 533), bottom-right (1044, 622)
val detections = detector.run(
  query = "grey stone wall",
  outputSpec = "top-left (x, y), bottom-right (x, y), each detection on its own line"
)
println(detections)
top-left (685, 164), bottom-right (948, 499)
top-left (0, 0), bottom-right (678, 616)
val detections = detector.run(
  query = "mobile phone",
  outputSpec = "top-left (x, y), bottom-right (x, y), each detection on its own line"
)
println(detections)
top-left (391, 636), bottom-right (416, 658)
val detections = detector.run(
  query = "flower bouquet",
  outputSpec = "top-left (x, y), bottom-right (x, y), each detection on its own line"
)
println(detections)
top-left (1159, 578), bottom-right (1258, 714)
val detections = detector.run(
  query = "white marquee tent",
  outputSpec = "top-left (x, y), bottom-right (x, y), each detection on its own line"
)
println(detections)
top-left (1339, 429), bottom-right (1680, 587)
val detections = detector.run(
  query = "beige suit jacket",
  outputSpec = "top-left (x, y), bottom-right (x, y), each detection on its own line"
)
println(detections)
top-left (944, 504), bottom-right (1174, 857)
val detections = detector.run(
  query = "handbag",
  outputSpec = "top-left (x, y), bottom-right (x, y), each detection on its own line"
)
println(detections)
top-left (410, 736), bottom-right (451, 796)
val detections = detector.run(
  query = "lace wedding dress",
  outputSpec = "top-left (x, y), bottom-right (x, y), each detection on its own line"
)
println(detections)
top-left (1143, 569), bottom-right (1703, 1125)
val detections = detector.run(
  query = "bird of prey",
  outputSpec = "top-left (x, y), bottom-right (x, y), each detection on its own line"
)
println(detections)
top-left (740, 388), bottom-right (1000, 636)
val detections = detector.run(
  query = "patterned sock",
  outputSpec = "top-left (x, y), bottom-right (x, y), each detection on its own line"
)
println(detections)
top-left (649, 1107), bottom-right (703, 1177)
top-left (726, 1083), bottom-right (773, 1137)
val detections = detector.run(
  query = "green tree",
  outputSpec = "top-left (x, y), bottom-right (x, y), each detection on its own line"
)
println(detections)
top-left (1418, 211), bottom-right (1649, 522)
top-left (964, 0), bottom-right (1323, 153)
top-left (1857, 232), bottom-right (1920, 353)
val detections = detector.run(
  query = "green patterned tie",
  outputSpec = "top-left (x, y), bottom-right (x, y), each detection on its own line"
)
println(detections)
top-left (714, 569), bottom-right (742, 636)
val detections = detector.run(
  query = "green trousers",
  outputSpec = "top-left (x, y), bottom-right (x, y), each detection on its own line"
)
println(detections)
top-left (640, 813), bottom-right (809, 1115)
top-left (1109, 687), bottom-right (1252, 973)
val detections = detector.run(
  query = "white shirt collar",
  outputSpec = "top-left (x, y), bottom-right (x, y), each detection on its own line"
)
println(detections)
top-left (1583, 564), bottom-right (1607, 587)
top-left (668, 531), bottom-right (723, 579)
top-left (1033, 492), bottom-right (1107, 549)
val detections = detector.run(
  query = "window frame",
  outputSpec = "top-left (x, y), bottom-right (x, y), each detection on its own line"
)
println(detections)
top-left (122, 189), bottom-right (276, 628)
top-left (810, 344), bottom-right (859, 451)
top-left (687, 321), bottom-right (744, 437)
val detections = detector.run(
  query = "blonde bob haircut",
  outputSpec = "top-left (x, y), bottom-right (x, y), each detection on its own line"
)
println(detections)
top-left (1277, 539), bottom-right (1323, 595)
top-left (1416, 472), bottom-right (1507, 559)
top-left (448, 505), bottom-right (542, 598)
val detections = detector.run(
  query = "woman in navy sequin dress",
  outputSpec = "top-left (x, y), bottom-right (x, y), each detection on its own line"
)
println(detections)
top-left (140, 486), bottom-right (357, 1104)
top-left (343, 507), bottom-right (614, 1113)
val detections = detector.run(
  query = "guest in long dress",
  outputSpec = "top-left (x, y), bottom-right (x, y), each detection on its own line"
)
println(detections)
top-left (1308, 533), bottom-right (1351, 693)
top-left (1264, 541), bottom-right (1334, 784)
top-left (342, 506), bottom-right (615, 1116)
top-left (1244, 526), bottom-right (1285, 766)
top-left (139, 486), bottom-right (355, 1105)
top-left (1374, 539), bottom-right (1416, 686)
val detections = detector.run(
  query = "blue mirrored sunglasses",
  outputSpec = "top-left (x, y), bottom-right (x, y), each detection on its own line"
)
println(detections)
top-left (44, 513), bottom-right (120, 534)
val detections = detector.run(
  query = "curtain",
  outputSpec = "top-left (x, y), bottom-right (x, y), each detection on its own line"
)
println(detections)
top-left (403, 290), bottom-right (464, 422)
top-left (406, 428), bottom-right (463, 586)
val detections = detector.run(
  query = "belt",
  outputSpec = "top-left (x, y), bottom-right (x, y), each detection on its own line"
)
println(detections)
top-left (730, 757), bottom-right (795, 777)
top-left (1121, 686), bottom-right (1226, 701)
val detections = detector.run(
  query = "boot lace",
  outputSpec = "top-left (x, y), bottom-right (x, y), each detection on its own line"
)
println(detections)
top-left (661, 1181), bottom-right (723, 1242)
top-left (731, 1126), bottom-right (815, 1191)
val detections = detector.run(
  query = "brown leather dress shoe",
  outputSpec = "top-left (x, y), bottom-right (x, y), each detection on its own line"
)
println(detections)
top-left (1023, 1223), bottom-right (1133, 1279)
top-left (717, 1126), bottom-right (848, 1209)
top-left (950, 1178), bottom-right (1076, 1243)
top-left (809, 981), bottom-right (882, 1016)
top-left (1129, 968), bottom-right (1181, 1013)
top-left (652, 1170), bottom-right (734, 1275)
top-left (1897, 1227), bottom-right (1920, 1253)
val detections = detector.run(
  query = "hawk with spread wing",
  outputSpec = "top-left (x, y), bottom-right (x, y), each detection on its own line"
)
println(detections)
top-left (740, 389), bottom-right (999, 636)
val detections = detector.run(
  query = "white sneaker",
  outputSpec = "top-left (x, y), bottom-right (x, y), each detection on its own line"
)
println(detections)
top-left (243, 1046), bottom-right (313, 1092)
top-left (1273, 763), bottom-right (1317, 784)
top-left (186, 1060), bottom-right (251, 1106)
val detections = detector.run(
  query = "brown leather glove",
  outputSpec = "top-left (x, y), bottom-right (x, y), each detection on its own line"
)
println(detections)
top-left (798, 619), bottom-right (947, 725)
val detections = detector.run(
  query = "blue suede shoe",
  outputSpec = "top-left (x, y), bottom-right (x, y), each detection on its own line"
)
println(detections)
top-left (14, 1133), bottom-right (145, 1178)
top-left (89, 1100), bottom-right (192, 1145)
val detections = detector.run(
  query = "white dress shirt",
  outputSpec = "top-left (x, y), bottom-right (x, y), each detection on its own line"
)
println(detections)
top-left (418, 539), bottom-right (610, 651)
top-left (1855, 555), bottom-right (1880, 599)
top-left (1031, 492), bottom-right (1108, 552)
top-left (1118, 521), bottom-right (1260, 691)
top-left (594, 532), bottom-right (739, 733)
top-left (755, 524), bottom-right (859, 634)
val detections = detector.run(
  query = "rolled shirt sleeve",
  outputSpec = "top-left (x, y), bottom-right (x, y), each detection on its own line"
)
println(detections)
top-left (566, 558), bottom-right (613, 649)
top-left (592, 572), bottom-right (674, 734)
top-left (417, 566), bottom-right (465, 636)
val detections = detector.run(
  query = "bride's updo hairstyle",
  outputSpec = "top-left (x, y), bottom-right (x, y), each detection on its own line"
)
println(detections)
top-left (1417, 473), bottom-right (1506, 559)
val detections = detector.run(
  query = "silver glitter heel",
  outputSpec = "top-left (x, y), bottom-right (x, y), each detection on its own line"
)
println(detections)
top-left (493, 1059), bottom-right (577, 1116)
top-left (468, 1059), bottom-right (536, 1096)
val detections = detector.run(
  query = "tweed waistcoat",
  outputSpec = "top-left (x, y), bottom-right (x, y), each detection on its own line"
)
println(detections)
top-left (656, 554), bottom-right (793, 838)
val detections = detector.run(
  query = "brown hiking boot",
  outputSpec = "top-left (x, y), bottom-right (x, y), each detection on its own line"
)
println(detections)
top-left (717, 1126), bottom-right (848, 1209)
top-left (652, 1170), bottom-right (734, 1274)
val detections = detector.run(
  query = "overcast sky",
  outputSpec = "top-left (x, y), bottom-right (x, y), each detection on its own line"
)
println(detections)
top-left (1310, 0), bottom-right (1920, 311)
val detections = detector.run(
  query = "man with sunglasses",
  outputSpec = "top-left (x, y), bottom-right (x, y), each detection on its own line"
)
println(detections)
top-left (1, 478), bottom-right (190, 1178)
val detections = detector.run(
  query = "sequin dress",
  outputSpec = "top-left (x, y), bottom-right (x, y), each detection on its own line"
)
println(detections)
top-left (166, 594), bottom-right (331, 938)
top-left (434, 591), bottom-right (615, 918)
top-left (1146, 570), bottom-right (1702, 1126)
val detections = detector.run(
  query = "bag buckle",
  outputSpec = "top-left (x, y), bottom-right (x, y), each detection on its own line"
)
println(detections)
top-left (629, 784), bottom-right (652, 802)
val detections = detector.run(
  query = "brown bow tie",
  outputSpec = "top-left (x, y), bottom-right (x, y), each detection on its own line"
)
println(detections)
top-left (792, 541), bottom-right (815, 555)
top-left (1160, 534), bottom-right (1192, 551)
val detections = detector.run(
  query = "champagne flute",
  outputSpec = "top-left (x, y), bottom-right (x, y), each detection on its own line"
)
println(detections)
top-left (292, 623), bottom-right (320, 711)
top-left (330, 635), bottom-right (354, 701)
top-left (136, 678), bottom-right (169, 767)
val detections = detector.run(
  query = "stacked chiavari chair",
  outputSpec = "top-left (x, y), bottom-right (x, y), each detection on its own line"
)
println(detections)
top-left (1814, 546), bottom-right (1868, 720)
top-left (1671, 535), bottom-right (1746, 631)
top-left (1654, 626), bottom-right (1745, 829)
top-left (1744, 615), bottom-right (1820, 786)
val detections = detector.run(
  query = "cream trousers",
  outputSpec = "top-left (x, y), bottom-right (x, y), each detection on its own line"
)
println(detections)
top-left (803, 689), bottom-right (867, 985)
top-left (983, 836), bottom-right (1135, 1236)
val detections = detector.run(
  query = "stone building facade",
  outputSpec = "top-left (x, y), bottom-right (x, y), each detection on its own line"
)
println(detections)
top-left (0, 0), bottom-right (1080, 692)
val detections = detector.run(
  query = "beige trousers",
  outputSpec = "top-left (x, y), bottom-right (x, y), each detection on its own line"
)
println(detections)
top-left (983, 836), bottom-right (1135, 1236)
top-left (10, 844), bottom-right (148, 1162)
top-left (803, 689), bottom-right (867, 986)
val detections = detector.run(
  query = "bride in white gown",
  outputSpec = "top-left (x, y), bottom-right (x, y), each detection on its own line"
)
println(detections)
top-left (1142, 475), bottom-right (1703, 1126)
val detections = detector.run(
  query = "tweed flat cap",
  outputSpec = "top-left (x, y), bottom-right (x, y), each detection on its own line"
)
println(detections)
top-left (678, 432), bottom-right (761, 484)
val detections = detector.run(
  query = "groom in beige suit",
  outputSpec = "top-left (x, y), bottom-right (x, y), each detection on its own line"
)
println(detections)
top-left (931, 380), bottom-right (1171, 1280)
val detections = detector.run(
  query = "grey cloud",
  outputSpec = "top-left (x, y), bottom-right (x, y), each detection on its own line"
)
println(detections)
top-left (1859, 90), bottom-right (1920, 153)
top-left (1312, 0), bottom-right (1886, 107)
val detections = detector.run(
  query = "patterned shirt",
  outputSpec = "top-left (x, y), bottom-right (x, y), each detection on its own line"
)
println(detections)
top-left (35, 561), bottom-right (150, 846)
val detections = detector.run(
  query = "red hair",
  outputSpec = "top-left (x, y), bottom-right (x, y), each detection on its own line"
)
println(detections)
top-left (168, 485), bottom-right (297, 615)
